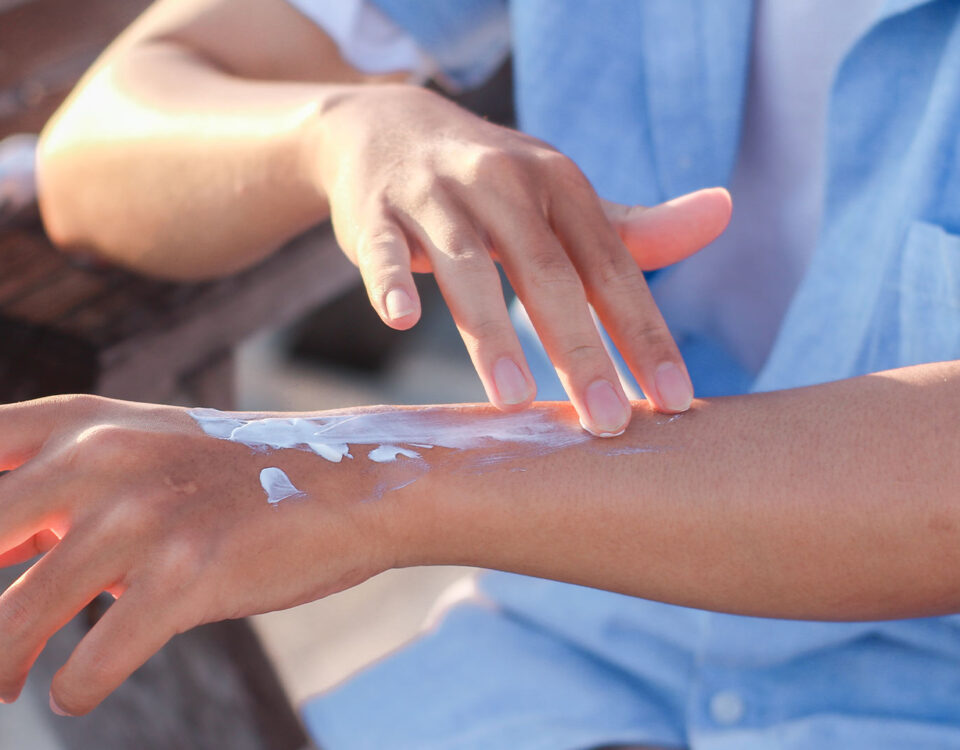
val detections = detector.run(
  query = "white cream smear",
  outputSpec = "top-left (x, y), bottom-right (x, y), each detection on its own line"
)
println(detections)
top-left (259, 467), bottom-right (307, 505)
top-left (367, 444), bottom-right (422, 462)
top-left (190, 407), bottom-right (594, 461)
top-left (191, 407), bottom-right (669, 505)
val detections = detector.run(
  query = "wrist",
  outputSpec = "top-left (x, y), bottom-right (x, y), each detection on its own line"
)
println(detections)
top-left (300, 82), bottom-right (376, 199)
top-left (302, 83), bottom-right (439, 199)
top-left (296, 84), bottom-right (360, 212)
top-left (363, 454), bottom-right (464, 571)
top-left (378, 448), bottom-right (517, 573)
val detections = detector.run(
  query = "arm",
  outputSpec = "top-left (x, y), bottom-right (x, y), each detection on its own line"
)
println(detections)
top-left (410, 359), bottom-right (960, 622)
top-left (37, 0), bottom-right (734, 431)
top-left (0, 360), bottom-right (957, 713)
top-left (37, 0), bottom-right (401, 279)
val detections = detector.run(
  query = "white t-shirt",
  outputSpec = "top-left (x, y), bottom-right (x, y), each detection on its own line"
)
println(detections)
top-left (285, 0), bottom-right (435, 80)
top-left (287, 0), bottom-right (884, 373)
top-left (654, 0), bottom-right (884, 372)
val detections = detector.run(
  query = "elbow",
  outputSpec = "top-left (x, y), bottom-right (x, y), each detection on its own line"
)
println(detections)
top-left (33, 67), bottom-right (169, 275)
top-left (35, 117), bottom-right (117, 267)
top-left (36, 123), bottom-right (81, 252)
top-left (35, 125), bottom-right (217, 282)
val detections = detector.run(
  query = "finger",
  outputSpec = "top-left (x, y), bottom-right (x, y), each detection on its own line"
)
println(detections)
top-left (552, 191), bottom-right (693, 413)
top-left (50, 584), bottom-right (180, 717)
top-left (0, 531), bottom-right (119, 703)
top-left (355, 217), bottom-right (422, 330)
top-left (0, 460), bottom-right (68, 558)
top-left (397, 199), bottom-right (536, 411)
top-left (466, 197), bottom-right (631, 433)
top-left (0, 396), bottom-right (65, 470)
top-left (600, 187), bottom-right (732, 270)
top-left (0, 528), bottom-right (60, 568)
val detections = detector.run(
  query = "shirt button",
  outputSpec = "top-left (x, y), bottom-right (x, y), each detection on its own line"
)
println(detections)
top-left (709, 690), bottom-right (745, 725)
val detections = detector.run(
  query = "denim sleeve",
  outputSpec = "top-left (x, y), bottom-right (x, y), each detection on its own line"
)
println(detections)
top-left (369, 0), bottom-right (510, 89)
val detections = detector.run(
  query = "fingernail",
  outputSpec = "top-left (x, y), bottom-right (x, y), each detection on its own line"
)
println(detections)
top-left (655, 362), bottom-right (693, 412)
top-left (50, 694), bottom-right (70, 717)
top-left (583, 379), bottom-right (630, 436)
top-left (492, 358), bottom-right (531, 405)
top-left (385, 288), bottom-right (416, 320)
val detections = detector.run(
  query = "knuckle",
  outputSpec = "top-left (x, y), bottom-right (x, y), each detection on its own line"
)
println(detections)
top-left (459, 316), bottom-right (511, 344)
top-left (400, 174), bottom-right (439, 212)
top-left (28, 393), bottom-right (104, 425)
top-left (444, 240), bottom-right (485, 264)
top-left (468, 146), bottom-right (514, 177)
top-left (357, 223), bottom-right (402, 257)
top-left (622, 319), bottom-right (675, 356)
top-left (593, 251), bottom-right (643, 288)
top-left (557, 341), bottom-right (606, 366)
top-left (44, 393), bottom-right (102, 412)
top-left (356, 249), bottom-right (381, 278)
top-left (526, 248), bottom-right (576, 287)
top-left (73, 424), bottom-right (138, 459)
top-left (465, 147), bottom-right (537, 192)
top-left (360, 259), bottom-right (408, 296)
top-left (377, 262), bottom-right (409, 282)
top-left (66, 392), bottom-right (104, 410)
top-left (432, 171), bottom-right (470, 197)
top-left (539, 149), bottom-right (587, 185)
top-left (537, 148), bottom-right (573, 172)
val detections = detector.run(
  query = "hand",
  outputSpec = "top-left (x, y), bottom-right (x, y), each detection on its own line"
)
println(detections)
top-left (311, 84), bottom-right (732, 434)
top-left (0, 395), bottom-right (392, 715)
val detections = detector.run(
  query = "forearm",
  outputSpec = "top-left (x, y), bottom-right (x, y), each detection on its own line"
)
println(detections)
top-left (391, 360), bottom-right (960, 621)
top-left (3, 364), bottom-right (956, 712)
top-left (37, 41), bottom-right (342, 279)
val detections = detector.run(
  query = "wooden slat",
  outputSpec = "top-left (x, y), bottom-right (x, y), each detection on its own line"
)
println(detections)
top-left (3, 263), bottom-right (112, 322)
top-left (0, 227), bottom-right (54, 273)
top-left (0, 233), bottom-right (69, 304)
top-left (55, 272), bottom-right (207, 346)
top-left (0, 224), bottom-right (360, 404)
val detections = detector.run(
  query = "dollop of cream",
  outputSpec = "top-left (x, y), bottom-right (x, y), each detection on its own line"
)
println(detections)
top-left (259, 467), bottom-right (306, 505)
top-left (368, 444), bottom-right (422, 463)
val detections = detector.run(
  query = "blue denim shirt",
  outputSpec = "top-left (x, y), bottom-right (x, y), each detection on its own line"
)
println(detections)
top-left (303, 2), bottom-right (960, 747)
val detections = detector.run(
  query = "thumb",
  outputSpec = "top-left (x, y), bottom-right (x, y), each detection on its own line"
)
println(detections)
top-left (601, 187), bottom-right (732, 270)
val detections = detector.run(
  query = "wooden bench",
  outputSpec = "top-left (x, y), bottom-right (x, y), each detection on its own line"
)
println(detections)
top-left (0, 0), bottom-right (363, 747)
